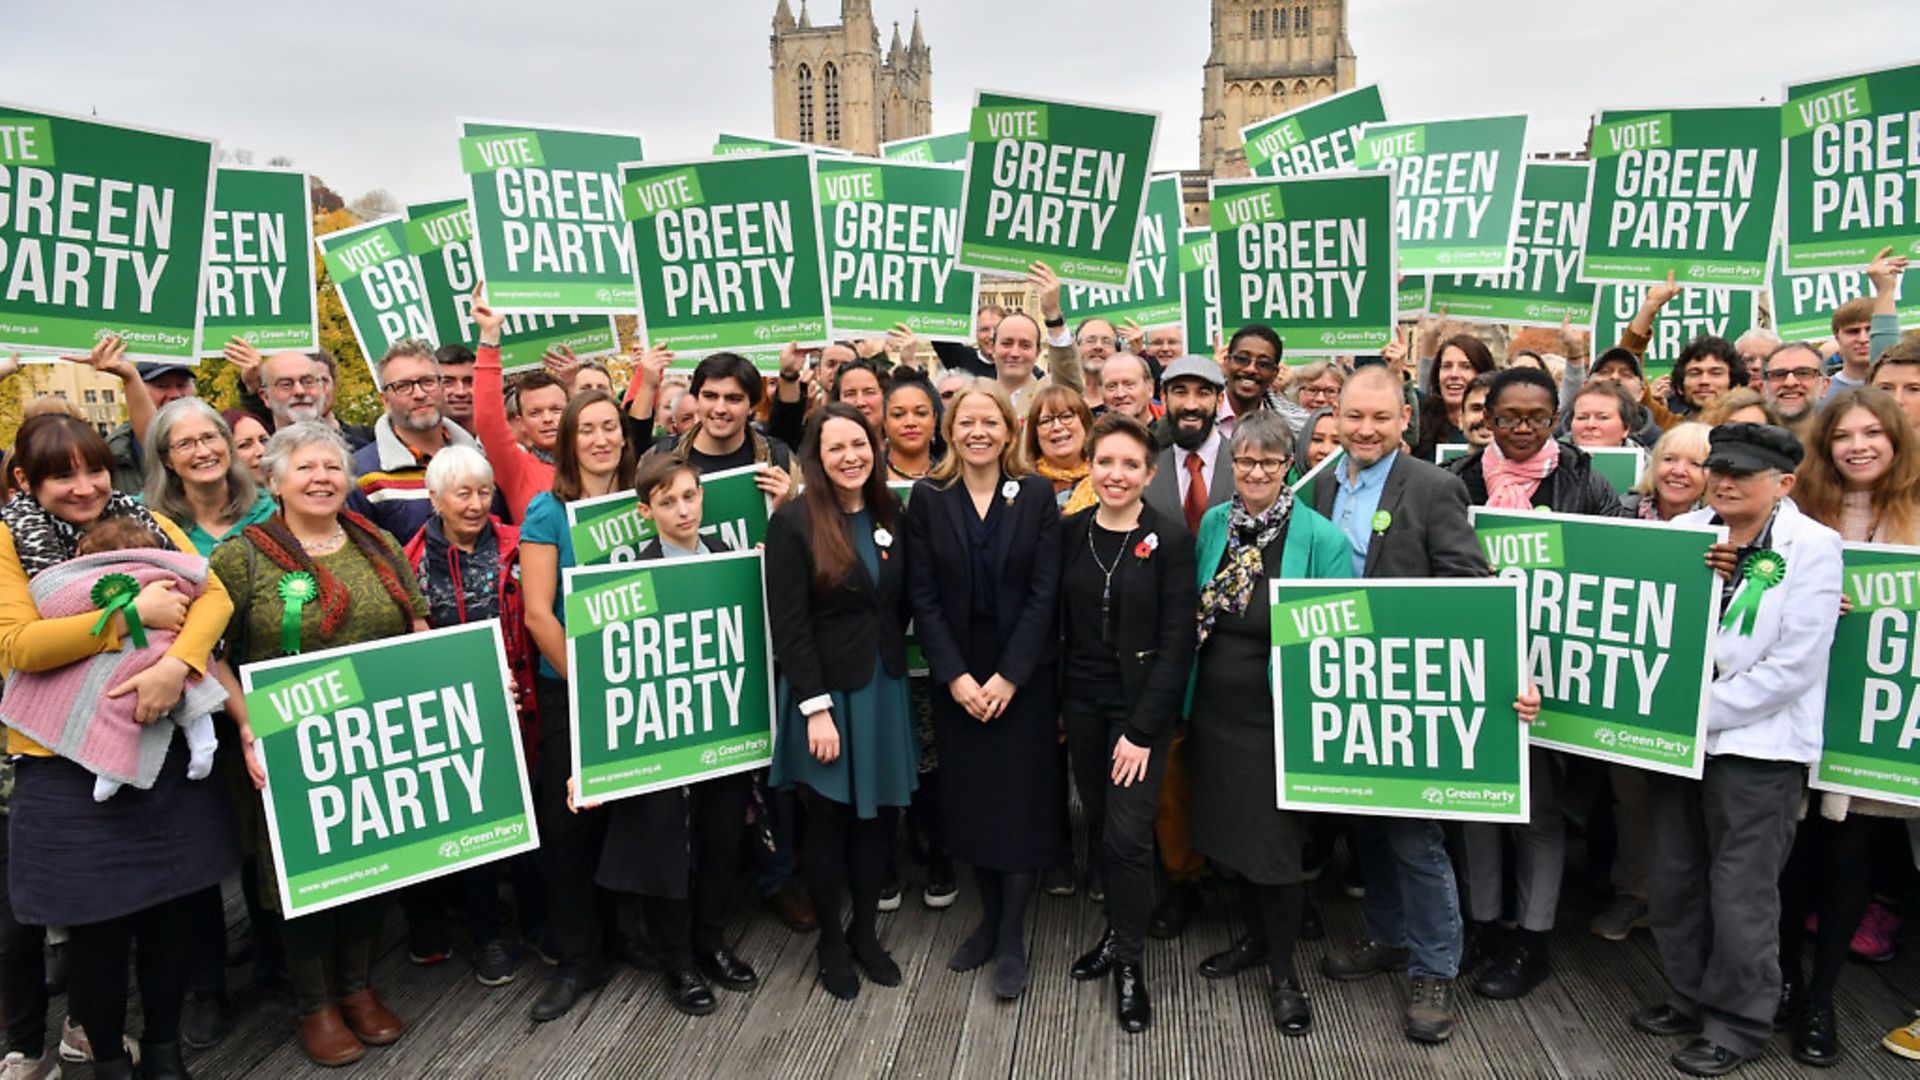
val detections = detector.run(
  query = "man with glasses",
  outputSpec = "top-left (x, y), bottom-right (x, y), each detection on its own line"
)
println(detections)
top-left (1760, 342), bottom-right (1827, 444)
top-left (1075, 317), bottom-right (1121, 408)
top-left (936, 371), bottom-right (969, 408)
top-left (1216, 324), bottom-right (1309, 441)
top-left (346, 338), bottom-right (491, 542)
top-left (260, 352), bottom-right (324, 428)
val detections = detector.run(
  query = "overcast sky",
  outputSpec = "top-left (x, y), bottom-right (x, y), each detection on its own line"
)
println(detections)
top-left (5, 0), bottom-right (1916, 204)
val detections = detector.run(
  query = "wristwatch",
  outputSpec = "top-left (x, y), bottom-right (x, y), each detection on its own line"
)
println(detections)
top-left (1044, 315), bottom-right (1065, 329)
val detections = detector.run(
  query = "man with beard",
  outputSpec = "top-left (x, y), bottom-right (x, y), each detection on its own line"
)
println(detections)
top-left (1760, 341), bottom-right (1827, 445)
top-left (346, 337), bottom-right (490, 542)
top-left (1076, 317), bottom-right (1121, 409)
top-left (260, 351), bottom-right (325, 429)
top-left (225, 339), bottom-right (376, 450)
top-left (1216, 325), bottom-right (1309, 442)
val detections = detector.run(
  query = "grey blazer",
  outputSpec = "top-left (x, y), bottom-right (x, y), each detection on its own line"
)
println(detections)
top-left (1309, 451), bottom-right (1488, 579)
top-left (1144, 439), bottom-right (1233, 534)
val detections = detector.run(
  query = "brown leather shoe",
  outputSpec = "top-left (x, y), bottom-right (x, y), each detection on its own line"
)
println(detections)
top-left (766, 881), bottom-right (818, 933)
top-left (336, 990), bottom-right (404, 1046)
top-left (298, 1007), bottom-right (365, 1067)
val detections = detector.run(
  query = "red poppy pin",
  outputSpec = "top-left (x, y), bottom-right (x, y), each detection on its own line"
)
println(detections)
top-left (1134, 532), bottom-right (1159, 560)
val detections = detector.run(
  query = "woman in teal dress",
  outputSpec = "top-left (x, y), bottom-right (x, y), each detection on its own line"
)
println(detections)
top-left (766, 402), bottom-right (917, 1001)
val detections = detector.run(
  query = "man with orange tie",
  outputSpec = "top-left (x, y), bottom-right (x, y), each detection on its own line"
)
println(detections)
top-left (1139, 355), bottom-right (1232, 938)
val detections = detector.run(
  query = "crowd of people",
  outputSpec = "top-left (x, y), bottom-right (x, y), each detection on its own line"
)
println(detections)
top-left (0, 245), bottom-right (1914, 1078)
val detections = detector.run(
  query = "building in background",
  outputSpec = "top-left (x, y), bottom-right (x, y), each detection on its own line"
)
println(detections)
top-left (1199, 0), bottom-right (1357, 177)
top-left (15, 363), bottom-right (124, 436)
top-left (770, 0), bottom-right (931, 155)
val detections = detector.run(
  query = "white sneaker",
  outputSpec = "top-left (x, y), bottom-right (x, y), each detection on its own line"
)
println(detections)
top-left (0, 1050), bottom-right (60, 1079)
top-left (56, 1018), bottom-right (136, 1066)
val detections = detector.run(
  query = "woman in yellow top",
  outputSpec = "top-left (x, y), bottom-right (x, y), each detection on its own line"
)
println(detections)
top-left (0, 412), bottom-right (236, 1080)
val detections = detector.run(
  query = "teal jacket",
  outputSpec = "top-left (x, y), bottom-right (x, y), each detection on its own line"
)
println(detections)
top-left (1182, 500), bottom-right (1351, 718)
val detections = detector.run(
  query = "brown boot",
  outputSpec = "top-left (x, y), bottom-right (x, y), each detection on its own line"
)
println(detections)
top-left (299, 1007), bottom-right (365, 1067)
top-left (336, 990), bottom-right (405, 1046)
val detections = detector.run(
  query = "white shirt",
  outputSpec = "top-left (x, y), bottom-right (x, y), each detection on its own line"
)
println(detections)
top-left (1173, 429), bottom-right (1223, 505)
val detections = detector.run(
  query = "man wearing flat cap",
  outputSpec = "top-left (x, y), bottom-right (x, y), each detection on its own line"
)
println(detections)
top-left (1631, 422), bottom-right (1844, 1077)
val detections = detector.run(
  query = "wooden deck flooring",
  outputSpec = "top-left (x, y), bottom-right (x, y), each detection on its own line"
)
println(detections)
top-left (152, 855), bottom-right (1920, 1079)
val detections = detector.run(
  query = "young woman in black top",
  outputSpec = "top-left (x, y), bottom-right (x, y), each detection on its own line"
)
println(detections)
top-left (1060, 413), bottom-right (1198, 1033)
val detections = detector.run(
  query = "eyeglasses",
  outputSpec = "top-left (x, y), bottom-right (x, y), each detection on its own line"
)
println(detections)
top-left (1228, 352), bottom-right (1281, 374)
top-left (270, 375), bottom-right (319, 392)
top-left (169, 432), bottom-right (224, 455)
top-left (1764, 366), bottom-right (1822, 384)
top-left (1298, 384), bottom-right (1339, 399)
top-left (1490, 414), bottom-right (1554, 431)
top-left (939, 390), bottom-right (957, 401)
top-left (1231, 455), bottom-right (1289, 476)
top-left (1078, 335), bottom-right (1116, 349)
top-left (383, 376), bottom-right (440, 397)
top-left (1034, 413), bottom-right (1080, 430)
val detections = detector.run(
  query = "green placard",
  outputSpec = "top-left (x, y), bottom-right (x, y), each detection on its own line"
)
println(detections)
top-left (880, 131), bottom-right (970, 164)
top-left (565, 550), bottom-right (775, 803)
top-left (459, 119), bottom-right (642, 313)
top-left (562, 463), bottom-right (772, 566)
top-left (1397, 276), bottom-right (1429, 318)
top-left (1358, 114), bottom-right (1528, 273)
top-left (403, 197), bottom-right (617, 374)
top-left (1590, 282), bottom-right (1758, 378)
top-left (1473, 509), bottom-right (1723, 777)
top-left (0, 103), bottom-right (216, 361)
top-left (1586, 447), bottom-right (1645, 494)
top-left (1178, 227), bottom-right (1221, 356)
top-left (316, 216), bottom-right (439, 378)
top-left (1768, 245), bottom-right (1920, 341)
top-left (1062, 174), bottom-right (1187, 331)
top-left (1287, 447), bottom-right (1345, 513)
top-left (1581, 106), bottom-right (1779, 288)
top-left (958, 91), bottom-right (1159, 287)
top-left (1817, 543), bottom-right (1920, 808)
top-left (1428, 162), bottom-right (1598, 328)
top-left (1240, 84), bottom-right (1387, 179)
top-left (200, 166), bottom-right (317, 357)
top-left (818, 157), bottom-right (978, 343)
top-left (240, 621), bottom-right (538, 919)
top-left (622, 150), bottom-right (831, 352)
top-left (1271, 578), bottom-right (1528, 822)
top-left (1211, 171), bottom-right (1396, 356)
top-left (1783, 63), bottom-right (1920, 273)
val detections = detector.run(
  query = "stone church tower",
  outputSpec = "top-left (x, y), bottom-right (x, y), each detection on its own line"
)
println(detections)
top-left (770, 1), bottom-right (931, 155)
top-left (1199, 0), bottom-right (1357, 175)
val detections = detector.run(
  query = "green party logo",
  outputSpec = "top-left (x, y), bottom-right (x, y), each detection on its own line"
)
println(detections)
top-left (1273, 590), bottom-right (1374, 647)
top-left (1783, 78), bottom-right (1873, 139)
top-left (1593, 113), bottom-right (1674, 158)
top-left (969, 105), bottom-right (1049, 142)
top-left (458, 130), bottom-right (547, 173)
top-left (622, 167), bottom-right (705, 221)
top-left (819, 166), bottom-right (884, 203)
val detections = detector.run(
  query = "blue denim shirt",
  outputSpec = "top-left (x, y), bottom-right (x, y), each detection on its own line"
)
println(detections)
top-left (1329, 450), bottom-right (1398, 576)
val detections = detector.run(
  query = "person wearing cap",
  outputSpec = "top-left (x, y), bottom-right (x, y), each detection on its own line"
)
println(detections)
top-left (105, 359), bottom-right (192, 495)
top-left (1631, 422), bottom-right (1842, 1077)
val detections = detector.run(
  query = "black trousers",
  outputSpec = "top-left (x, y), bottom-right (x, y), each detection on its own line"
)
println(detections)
top-left (646, 772), bottom-right (753, 970)
top-left (67, 891), bottom-right (198, 1061)
top-left (798, 787), bottom-right (893, 956)
top-left (1779, 813), bottom-right (1887, 1009)
top-left (0, 829), bottom-right (47, 1058)
top-left (535, 677), bottom-right (607, 975)
top-left (1062, 689), bottom-right (1169, 964)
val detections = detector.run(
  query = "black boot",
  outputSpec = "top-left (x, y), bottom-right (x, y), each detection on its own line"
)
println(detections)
top-left (140, 1040), bottom-right (193, 1080)
top-left (1113, 960), bottom-right (1151, 1033)
top-left (1793, 1003), bottom-right (1840, 1067)
top-left (1071, 929), bottom-right (1118, 981)
top-left (1270, 978), bottom-right (1313, 1037)
top-left (1475, 929), bottom-right (1551, 1000)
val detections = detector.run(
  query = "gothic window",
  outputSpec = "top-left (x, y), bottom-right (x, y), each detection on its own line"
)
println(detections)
top-left (1249, 9), bottom-right (1264, 37)
top-left (824, 62), bottom-right (841, 143)
top-left (1249, 82), bottom-right (1265, 120)
top-left (797, 64), bottom-right (814, 142)
top-left (1272, 8), bottom-right (1284, 35)
top-left (1297, 6), bottom-right (1310, 32)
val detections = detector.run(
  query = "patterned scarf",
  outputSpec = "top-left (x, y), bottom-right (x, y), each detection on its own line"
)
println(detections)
top-left (1197, 489), bottom-right (1294, 647)
top-left (1482, 438), bottom-right (1560, 509)
top-left (0, 490), bottom-right (175, 578)
top-left (240, 510), bottom-right (418, 644)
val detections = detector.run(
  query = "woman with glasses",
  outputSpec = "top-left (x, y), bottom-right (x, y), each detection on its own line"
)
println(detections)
top-left (1446, 365), bottom-right (1625, 1003)
top-left (1289, 361), bottom-right (1345, 414)
top-left (1024, 388), bottom-right (1099, 514)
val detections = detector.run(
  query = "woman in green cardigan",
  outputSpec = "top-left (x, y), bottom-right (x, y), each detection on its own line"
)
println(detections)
top-left (1185, 410), bottom-right (1349, 1039)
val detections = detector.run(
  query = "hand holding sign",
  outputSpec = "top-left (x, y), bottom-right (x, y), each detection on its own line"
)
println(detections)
top-left (223, 337), bottom-right (262, 390)
top-left (1868, 246), bottom-right (1910, 295)
top-left (468, 283), bottom-right (505, 340)
top-left (66, 334), bottom-right (136, 382)
top-left (1705, 541), bottom-right (1738, 580)
top-left (542, 344), bottom-right (582, 391)
top-left (755, 464), bottom-right (794, 507)
top-left (1123, 318), bottom-right (1147, 353)
top-left (1027, 261), bottom-right (1064, 325)
top-left (1514, 682), bottom-right (1541, 726)
top-left (633, 342), bottom-right (674, 388)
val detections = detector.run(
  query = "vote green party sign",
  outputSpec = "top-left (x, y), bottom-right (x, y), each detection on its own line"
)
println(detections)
top-left (1210, 171), bottom-right (1396, 355)
top-left (563, 463), bottom-right (772, 566)
top-left (1816, 543), bottom-right (1920, 809)
top-left (1590, 282), bottom-right (1758, 378)
top-left (317, 215), bottom-right (438, 377)
top-left (200, 166), bottom-right (316, 357)
top-left (1063, 173), bottom-right (1186, 332)
top-left (458, 119), bottom-right (643, 314)
top-left (1240, 83), bottom-right (1387, 179)
top-left (565, 549), bottom-right (775, 803)
top-left (1429, 162), bottom-right (1598, 328)
top-left (0, 104), bottom-right (217, 362)
top-left (958, 91), bottom-right (1159, 286)
top-left (1177, 228), bottom-right (1220, 357)
top-left (240, 621), bottom-right (538, 918)
top-left (1581, 106), bottom-right (1779, 289)
top-left (1782, 62), bottom-right (1920, 273)
top-left (1356, 114), bottom-right (1528, 273)
top-left (881, 131), bottom-right (969, 165)
top-left (1768, 245), bottom-right (1920, 341)
top-left (620, 150), bottom-right (831, 352)
top-left (817, 157), bottom-right (978, 343)
top-left (404, 197), bottom-right (617, 374)
top-left (713, 132), bottom-right (843, 157)
top-left (1472, 509), bottom-right (1722, 777)
top-left (1271, 579), bottom-right (1527, 822)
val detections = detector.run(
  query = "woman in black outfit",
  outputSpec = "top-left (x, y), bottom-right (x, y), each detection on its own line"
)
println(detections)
top-left (767, 403), bottom-right (918, 1001)
top-left (905, 378), bottom-right (1065, 1001)
top-left (1060, 413), bottom-right (1197, 1033)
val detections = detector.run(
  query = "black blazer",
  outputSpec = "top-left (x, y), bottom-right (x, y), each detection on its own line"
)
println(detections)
top-left (905, 473), bottom-right (1062, 688)
top-left (1310, 451), bottom-right (1489, 579)
top-left (764, 496), bottom-right (909, 705)
top-left (1058, 502), bottom-right (1198, 745)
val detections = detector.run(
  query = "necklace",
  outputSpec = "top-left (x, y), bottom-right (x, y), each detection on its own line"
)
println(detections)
top-left (1086, 522), bottom-right (1134, 649)
top-left (888, 458), bottom-right (928, 480)
top-left (298, 526), bottom-right (346, 554)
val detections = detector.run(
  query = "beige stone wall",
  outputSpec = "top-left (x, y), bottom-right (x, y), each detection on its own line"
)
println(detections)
top-left (1200, 0), bottom-right (1356, 174)
top-left (769, 2), bottom-right (930, 156)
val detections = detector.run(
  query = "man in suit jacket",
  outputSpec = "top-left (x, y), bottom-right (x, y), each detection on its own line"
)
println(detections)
top-left (1144, 357), bottom-right (1234, 540)
top-left (1310, 364), bottom-right (1489, 1046)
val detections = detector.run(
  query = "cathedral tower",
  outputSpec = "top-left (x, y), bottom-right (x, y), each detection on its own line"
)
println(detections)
top-left (770, 2), bottom-right (932, 155)
top-left (1199, 0), bottom-right (1356, 175)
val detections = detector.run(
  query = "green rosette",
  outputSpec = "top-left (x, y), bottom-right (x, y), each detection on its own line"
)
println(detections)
top-left (90, 572), bottom-right (146, 648)
top-left (277, 572), bottom-right (319, 655)
top-left (1719, 549), bottom-right (1786, 636)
